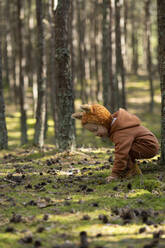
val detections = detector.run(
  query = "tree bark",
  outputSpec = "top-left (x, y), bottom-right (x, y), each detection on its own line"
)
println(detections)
top-left (17, 0), bottom-right (28, 144)
top-left (109, 0), bottom-right (115, 112)
top-left (115, 0), bottom-right (126, 109)
top-left (69, 0), bottom-right (75, 91)
top-left (102, 0), bottom-right (110, 111)
top-left (0, 41), bottom-right (8, 149)
top-left (145, 0), bottom-right (154, 113)
top-left (88, 6), bottom-right (95, 102)
top-left (76, 0), bottom-right (87, 103)
top-left (34, 0), bottom-right (46, 147)
top-left (3, 0), bottom-right (10, 89)
top-left (94, 1), bottom-right (100, 102)
top-left (157, 0), bottom-right (165, 163)
top-left (123, 0), bottom-right (128, 67)
top-left (54, 0), bottom-right (75, 151)
top-left (131, 0), bottom-right (139, 75)
top-left (26, 0), bottom-right (33, 88)
top-left (0, 0), bottom-right (13, 105)
top-left (10, 2), bottom-right (18, 105)
top-left (48, 0), bottom-right (59, 142)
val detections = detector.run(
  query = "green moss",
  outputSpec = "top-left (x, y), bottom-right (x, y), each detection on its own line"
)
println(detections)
top-left (0, 147), bottom-right (165, 247)
top-left (1, 77), bottom-right (163, 246)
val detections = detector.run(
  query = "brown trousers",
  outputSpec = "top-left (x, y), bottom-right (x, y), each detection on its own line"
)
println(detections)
top-left (112, 135), bottom-right (159, 177)
top-left (128, 136), bottom-right (159, 169)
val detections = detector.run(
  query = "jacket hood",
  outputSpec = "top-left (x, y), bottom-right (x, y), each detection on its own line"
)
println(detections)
top-left (110, 108), bottom-right (141, 135)
top-left (81, 104), bottom-right (113, 129)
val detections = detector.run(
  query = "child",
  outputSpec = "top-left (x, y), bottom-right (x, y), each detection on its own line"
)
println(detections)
top-left (72, 103), bottom-right (159, 182)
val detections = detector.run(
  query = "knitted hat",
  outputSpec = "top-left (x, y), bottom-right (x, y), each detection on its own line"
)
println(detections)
top-left (71, 104), bottom-right (112, 129)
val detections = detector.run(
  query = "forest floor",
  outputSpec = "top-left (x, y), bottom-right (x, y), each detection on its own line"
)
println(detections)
top-left (0, 76), bottom-right (165, 248)
top-left (0, 147), bottom-right (165, 248)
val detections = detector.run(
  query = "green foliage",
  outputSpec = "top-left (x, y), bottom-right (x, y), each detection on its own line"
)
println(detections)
top-left (143, 179), bottom-right (161, 192)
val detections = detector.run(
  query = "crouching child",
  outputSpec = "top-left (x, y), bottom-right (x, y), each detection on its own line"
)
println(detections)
top-left (72, 104), bottom-right (159, 182)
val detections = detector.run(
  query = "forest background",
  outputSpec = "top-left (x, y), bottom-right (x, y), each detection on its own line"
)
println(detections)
top-left (0, 0), bottom-right (162, 151)
top-left (0, 1), bottom-right (165, 248)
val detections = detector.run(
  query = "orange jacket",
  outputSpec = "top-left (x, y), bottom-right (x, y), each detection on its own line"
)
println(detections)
top-left (109, 109), bottom-right (159, 175)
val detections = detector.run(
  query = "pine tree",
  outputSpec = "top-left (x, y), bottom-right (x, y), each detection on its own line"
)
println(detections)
top-left (157, 0), bottom-right (165, 163)
top-left (0, 41), bottom-right (8, 149)
top-left (34, 0), bottom-right (46, 147)
top-left (54, 0), bottom-right (75, 151)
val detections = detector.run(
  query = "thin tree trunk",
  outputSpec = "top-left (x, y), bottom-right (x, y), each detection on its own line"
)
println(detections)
top-left (3, 34), bottom-right (10, 90)
top-left (17, 0), bottom-right (28, 144)
top-left (34, 0), bottom-right (46, 147)
top-left (10, 2), bottom-right (18, 105)
top-left (115, 0), bottom-right (126, 109)
top-left (69, 0), bottom-right (76, 143)
top-left (70, 0), bottom-right (75, 90)
top-left (157, 0), bottom-right (165, 163)
top-left (145, 0), bottom-right (154, 113)
top-left (123, 0), bottom-right (128, 68)
top-left (48, 0), bottom-right (58, 142)
top-left (131, 0), bottom-right (139, 75)
top-left (102, 0), bottom-right (110, 111)
top-left (94, 1), bottom-right (100, 102)
top-left (26, 0), bottom-right (33, 87)
top-left (11, 50), bottom-right (18, 104)
top-left (88, 3), bottom-right (95, 103)
top-left (109, 0), bottom-right (115, 112)
top-left (76, 0), bottom-right (87, 103)
top-left (0, 41), bottom-right (8, 149)
top-left (3, 0), bottom-right (10, 90)
top-left (44, 99), bottom-right (48, 139)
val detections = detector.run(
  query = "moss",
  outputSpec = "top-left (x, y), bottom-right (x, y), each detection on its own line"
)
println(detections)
top-left (1, 76), bottom-right (163, 247)
top-left (0, 147), bottom-right (165, 247)
top-left (143, 179), bottom-right (161, 192)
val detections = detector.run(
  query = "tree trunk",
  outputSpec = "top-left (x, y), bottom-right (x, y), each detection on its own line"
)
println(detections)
top-left (26, 0), bottom-right (33, 88)
top-left (10, 2), bottom-right (18, 105)
top-left (34, 0), bottom-right (46, 147)
top-left (94, 1), bottom-right (100, 102)
top-left (157, 0), bottom-right (165, 163)
top-left (2, 0), bottom-right (10, 90)
top-left (0, 41), bottom-right (8, 149)
top-left (109, 0), bottom-right (115, 112)
top-left (123, 0), bottom-right (128, 67)
top-left (76, 0), bottom-right (87, 103)
top-left (131, 1), bottom-right (139, 75)
top-left (102, 0), bottom-right (110, 111)
top-left (115, 0), bottom-right (126, 109)
top-left (145, 0), bottom-right (154, 113)
top-left (54, 0), bottom-right (75, 151)
top-left (88, 7), bottom-right (95, 103)
top-left (48, 0), bottom-right (58, 142)
top-left (17, 0), bottom-right (28, 144)
top-left (70, 0), bottom-right (75, 91)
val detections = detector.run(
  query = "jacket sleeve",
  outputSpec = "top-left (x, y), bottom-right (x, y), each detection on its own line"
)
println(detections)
top-left (112, 134), bottom-right (134, 175)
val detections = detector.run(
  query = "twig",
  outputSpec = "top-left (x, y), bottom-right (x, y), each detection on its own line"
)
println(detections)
top-left (3, 178), bottom-right (17, 184)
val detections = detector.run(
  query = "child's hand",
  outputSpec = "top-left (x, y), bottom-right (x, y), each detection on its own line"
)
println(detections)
top-left (106, 175), bottom-right (119, 182)
top-left (84, 123), bottom-right (109, 138)
top-left (83, 123), bottom-right (98, 132)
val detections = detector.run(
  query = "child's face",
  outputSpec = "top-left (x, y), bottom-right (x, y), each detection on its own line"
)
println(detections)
top-left (83, 123), bottom-right (109, 138)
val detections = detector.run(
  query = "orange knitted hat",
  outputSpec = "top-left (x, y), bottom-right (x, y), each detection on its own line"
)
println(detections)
top-left (72, 104), bottom-right (112, 129)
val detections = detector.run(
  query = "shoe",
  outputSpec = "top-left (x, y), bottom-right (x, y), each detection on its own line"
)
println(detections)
top-left (106, 164), bottom-right (142, 182)
top-left (106, 175), bottom-right (120, 182)
top-left (125, 163), bottom-right (142, 178)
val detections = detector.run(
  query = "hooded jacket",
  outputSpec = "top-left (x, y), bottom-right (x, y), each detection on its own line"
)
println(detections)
top-left (109, 108), bottom-right (159, 175)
